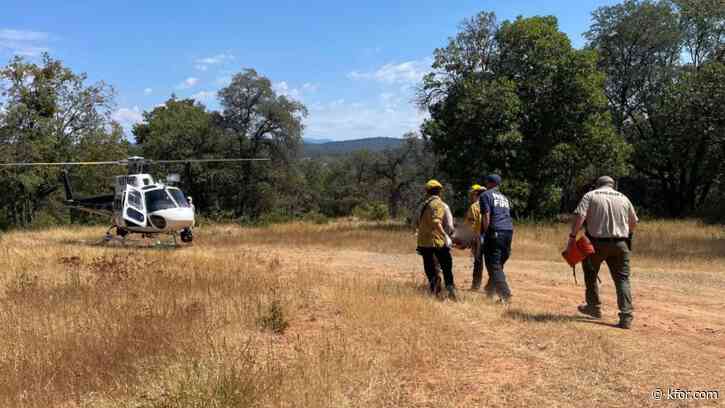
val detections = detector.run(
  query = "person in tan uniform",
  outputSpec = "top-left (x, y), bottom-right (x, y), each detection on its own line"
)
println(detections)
top-left (417, 179), bottom-right (457, 300)
top-left (569, 176), bottom-right (639, 329)
top-left (464, 184), bottom-right (485, 289)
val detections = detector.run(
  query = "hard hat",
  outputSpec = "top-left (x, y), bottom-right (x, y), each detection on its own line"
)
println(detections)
top-left (425, 179), bottom-right (443, 190)
top-left (470, 184), bottom-right (483, 193)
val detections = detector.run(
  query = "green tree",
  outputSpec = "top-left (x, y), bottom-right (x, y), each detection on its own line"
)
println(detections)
top-left (421, 77), bottom-right (522, 204)
top-left (586, 0), bottom-right (682, 133)
top-left (372, 133), bottom-right (433, 219)
top-left (499, 16), bottom-right (631, 214)
top-left (217, 69), bottom-right (307, 217)
top-left (0, 54), bottom-right (117, 227)
top-left (587, 0), bottom-right (724, 216)
top-left (132, 97), bottom-right (223, 212)
top-left (675, 0), bottom-right (725, 68)
top-left (421, 13), bottom-right (630, 216)
top-left (418, 12), bottom-right (499, 107)
top-left (317, 151), bottom-right (376, 217)
top-left (631, 62), bottom-right (725, 215)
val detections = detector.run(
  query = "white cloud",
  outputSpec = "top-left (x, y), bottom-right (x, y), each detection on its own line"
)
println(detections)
top-left (0, 29), bottom-right (48, 42)
top-left (194, 53), bottom-right (234, 71)
top-left (348, 59), bottom-right (431, 85)
top-left (273, 81), bottom-right (300, 99)
top-left (273, 81), bottom-right (320, 100)
top-left (112, 106), bottom-right (143, 129)
top-left (143, 88), bottom-right (153, 95)
top-left (192, 90), bottom-right (215, 103)
top-left (195, 53), bottom-right (234, 65)
top-left (302, 82), bottom-right (319, 93)
top-left (304, 96), bottom-right (427, 141)
top-left (176, 77), bottom-right (199, 89)
top-left (304, 59), bottom-right (431, 139)
top-left (380, 92), bottom-right (398, 105)
top-left (0, 29), bottom-right (50, 56)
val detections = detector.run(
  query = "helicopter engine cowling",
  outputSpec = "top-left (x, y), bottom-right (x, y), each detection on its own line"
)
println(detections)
top-left (149, 214), bottom-right (167, 230)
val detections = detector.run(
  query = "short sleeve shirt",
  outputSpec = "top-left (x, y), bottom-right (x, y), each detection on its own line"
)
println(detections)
top-left (465, 202), bottom-right (482, 234)
top-left (417, 196), bottom-right (447, 248)
top-left (575, 186), bottom-right (638, 238)
top-left (479, 189), bottom-right (514, 232)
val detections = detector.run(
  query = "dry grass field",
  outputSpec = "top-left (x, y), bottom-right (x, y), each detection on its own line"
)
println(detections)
top-left (0, 220), bottom-right (723, 407)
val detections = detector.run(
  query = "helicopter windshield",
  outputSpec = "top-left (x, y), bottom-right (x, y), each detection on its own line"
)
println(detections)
top-left (167, 188), bottom-right (190, 208)
top-left (145, 188), bottom-right (178, 212)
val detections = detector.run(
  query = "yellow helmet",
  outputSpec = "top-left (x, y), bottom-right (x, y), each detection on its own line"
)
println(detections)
top-left (425, 179), bottom-right (443, 190)
top-left (470, 184), bottom-right (483, 193)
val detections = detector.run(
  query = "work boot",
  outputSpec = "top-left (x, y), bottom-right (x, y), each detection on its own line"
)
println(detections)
top-left (471, 270), bottom-right (482, 291)
top-left (430, 276), bottom-right (442, 296)
top-left (483, 281), bottom-right (495, 299)
top-left (446, 285), bottom-right (458, 302)
top-left (617, 315), bottom-right (633, 329)
top-left (577, 304), bottom-right (602, 319)
top-left (497, 296), bottom-right (512, 306)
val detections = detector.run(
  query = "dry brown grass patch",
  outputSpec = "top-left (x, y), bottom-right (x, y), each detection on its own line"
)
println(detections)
top-left (0, 220), bottom-right (723, 407)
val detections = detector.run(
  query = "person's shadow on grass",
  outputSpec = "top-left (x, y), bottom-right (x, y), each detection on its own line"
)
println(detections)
top-left (502, 308), bottom-right (620, 328)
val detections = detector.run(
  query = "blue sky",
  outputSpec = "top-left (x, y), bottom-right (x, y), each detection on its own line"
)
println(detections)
top-left (1, 0), bottom-right (620, 141)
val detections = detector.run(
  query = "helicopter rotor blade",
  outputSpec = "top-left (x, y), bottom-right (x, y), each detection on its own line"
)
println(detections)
top-left (0, 160), bottom-right (126, 167)
top-left (151, 158), bottom-right (271, 164)
top-left (0, 157), bottom-right (269, 167)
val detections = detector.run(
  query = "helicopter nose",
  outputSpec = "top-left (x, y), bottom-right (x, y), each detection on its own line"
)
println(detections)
top-left (151, 208), bottom-right (195, 231)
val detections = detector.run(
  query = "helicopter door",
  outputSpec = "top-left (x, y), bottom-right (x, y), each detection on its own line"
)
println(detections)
top-left (122, 186), bottom-right (147, 227)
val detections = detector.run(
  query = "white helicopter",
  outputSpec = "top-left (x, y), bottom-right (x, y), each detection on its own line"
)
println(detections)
top-left (0, 156), bottom-right (268, 244)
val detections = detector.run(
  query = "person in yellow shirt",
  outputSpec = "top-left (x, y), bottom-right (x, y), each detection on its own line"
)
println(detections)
top-left (416, 179), bottom-right (457, 300)
top-left (464, 184), bottom-right (485, 290)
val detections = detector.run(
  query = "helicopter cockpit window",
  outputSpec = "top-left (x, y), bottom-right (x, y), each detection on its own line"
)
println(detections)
top-left (145, 189), bottom-right (178, 212)
top-left (127, 190), bottom-right (143, 210)
top-left (167, 188), bottom-right (190, 208)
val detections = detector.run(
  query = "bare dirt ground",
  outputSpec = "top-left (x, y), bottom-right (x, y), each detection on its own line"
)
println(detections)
top-left (0, 221), bottom-right (723, 407)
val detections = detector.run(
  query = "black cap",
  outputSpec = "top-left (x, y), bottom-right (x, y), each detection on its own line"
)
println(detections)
top-left (485, 174), bottom-right (502, 186)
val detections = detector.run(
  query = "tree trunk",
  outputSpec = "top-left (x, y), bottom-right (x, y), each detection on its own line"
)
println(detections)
top-left (389, 188), bottom-right (401, 219)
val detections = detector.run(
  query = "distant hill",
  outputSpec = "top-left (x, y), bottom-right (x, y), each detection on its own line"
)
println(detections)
top-left (303, 138), bottom-right (334, 144)
top-left (302, 137), bottom-right (403, 157)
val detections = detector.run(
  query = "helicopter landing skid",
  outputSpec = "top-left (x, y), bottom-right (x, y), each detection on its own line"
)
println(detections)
top-left (98, 226), bottom-right (182, 248)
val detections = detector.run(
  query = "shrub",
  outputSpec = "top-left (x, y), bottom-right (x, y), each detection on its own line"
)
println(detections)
top-left (352, 202), bottom-right (389, 221)
top-left (699, 196), bottom-right (725, 225)
top-left (7, 271), bottom-right (38, 296)
top-left (256, 298), bottom-right (289, 335)
top-left (302, 211), bottom-right (330, 224)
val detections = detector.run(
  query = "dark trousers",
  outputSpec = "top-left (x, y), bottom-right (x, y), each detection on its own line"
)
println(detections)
top-left (471, 239), bottom-right (484, 288)
top-left (419, 246), bottom-right (454, 292)
top-left (583, 240), bottom-right (633, 320)
top-left (483, 230), bottom-right (513, 299)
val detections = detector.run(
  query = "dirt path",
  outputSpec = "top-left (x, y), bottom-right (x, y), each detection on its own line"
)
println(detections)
top-left (264, 244), bottom-right (725, 338)
top-left (239, 242), bottom-right (725, 406)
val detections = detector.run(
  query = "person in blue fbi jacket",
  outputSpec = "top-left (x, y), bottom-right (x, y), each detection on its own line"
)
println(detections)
top-left (479, 174), bottom-right (513, 303)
